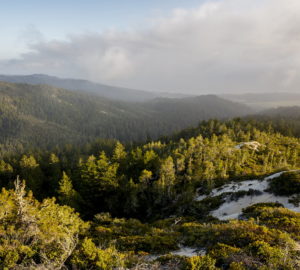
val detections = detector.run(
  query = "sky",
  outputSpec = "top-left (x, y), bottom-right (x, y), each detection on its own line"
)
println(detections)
top-left (1, 0), bottom-right (300, 94)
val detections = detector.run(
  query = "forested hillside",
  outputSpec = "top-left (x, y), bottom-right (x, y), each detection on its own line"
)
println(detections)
top-left (0, 119), bottom-right (299, 269)
top-left (0, 81), bottom-right (252, 156)
top-left (245, 106), bottom-right (300, 138)
top-left (0, 74), bottom-right (188, 101)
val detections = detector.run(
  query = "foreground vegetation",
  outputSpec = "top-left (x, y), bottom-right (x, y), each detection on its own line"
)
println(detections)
top-left (0, 118), bottom-right (299, 269)
top-left (1, 183), bottom-right (300, 269)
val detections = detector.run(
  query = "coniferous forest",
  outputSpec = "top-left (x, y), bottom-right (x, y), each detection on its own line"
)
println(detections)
top-left (0, 108), bottom-right (299, 269)
top-left (0, 81), bottom-right (252, 157)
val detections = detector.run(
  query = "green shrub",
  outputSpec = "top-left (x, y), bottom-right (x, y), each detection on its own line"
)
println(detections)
top-left (242, 204), bottom-right (300, 240)
top-left (71, 238), bottom-right (125, 270)
top-left (269, 171), bottom-right (300, 195)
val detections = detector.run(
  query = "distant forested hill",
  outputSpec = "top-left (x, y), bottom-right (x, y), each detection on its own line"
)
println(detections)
top-left (244, 106), bottom-right (300, 138)
top-left (164, 106), bottom-right (300, 142)
top-left (0, 81), bottom-right (252, 155)
top-left (261, 106), bottom-right (300, 118)
top-left (0, 74), bottom-right (188, 101)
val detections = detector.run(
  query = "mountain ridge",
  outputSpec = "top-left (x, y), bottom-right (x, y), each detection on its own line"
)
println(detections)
top-left (0, 74), bottom-right (190, 102)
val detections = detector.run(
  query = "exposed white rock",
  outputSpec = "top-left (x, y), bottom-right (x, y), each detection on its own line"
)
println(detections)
top-left (235, 141), bottom-right (261, 151)
top-left (196, 171), bottom-right (300, 220)
top-left (171, 246), bottom-right (206, 257)
top-left (171, 247), bottom-right (197, 257)
top-left (145, 246), bottom-right (205, 261)
top-left (211, 193), bottom-right (299, 220)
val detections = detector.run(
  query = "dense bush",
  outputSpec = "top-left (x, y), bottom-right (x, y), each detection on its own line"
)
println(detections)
top-left (269, 171), bottom-right (300, 196)
top-left (242, 203), bottom-right (300, 240)
top-left (0, 180), bottom-right (86, 269)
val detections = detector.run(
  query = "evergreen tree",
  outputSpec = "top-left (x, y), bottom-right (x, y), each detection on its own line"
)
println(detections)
top-left (19, 155), bottom-right (44, 198)
top-left (112, 141), bottom-right (127, 161)
top-left (57, 171), bottom-right (81, 209)
top-left (158, 156), bottom-right (176, 199)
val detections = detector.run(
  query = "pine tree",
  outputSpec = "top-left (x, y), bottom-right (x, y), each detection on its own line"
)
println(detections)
top-left (46, 153), bottom-right (61, 196)
top-left (158, 156), bottom-right (176, 198)
top-left (112, 141), bottom-right (127, 161)
top-left (139, 169), bottom-right (152, 184)
top-left (57, 171), bottom-right (80, 209)
top-left (19, 155), bottom-right (44, 198)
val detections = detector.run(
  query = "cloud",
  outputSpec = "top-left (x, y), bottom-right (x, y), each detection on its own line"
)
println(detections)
top-left (1, 0), bottom-right (300, 94)
top-left (18, 24), bottom-right (45, 45)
